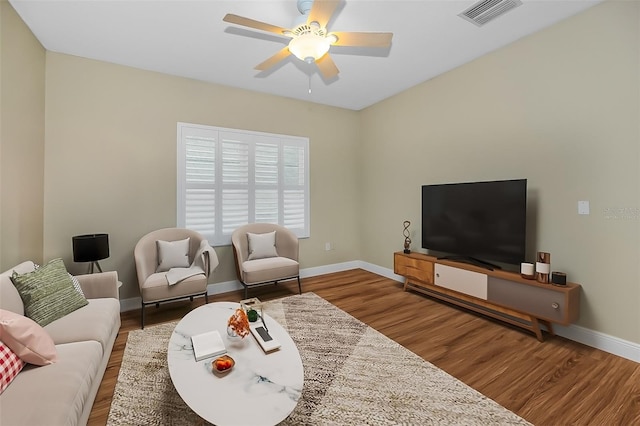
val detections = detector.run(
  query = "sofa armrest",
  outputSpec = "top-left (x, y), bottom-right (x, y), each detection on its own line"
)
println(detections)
top-left (76, 271), bottom-right (119, 299)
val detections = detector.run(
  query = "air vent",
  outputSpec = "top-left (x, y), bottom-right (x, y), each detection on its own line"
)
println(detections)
top-left (459, 0), bottom-right (523, 27)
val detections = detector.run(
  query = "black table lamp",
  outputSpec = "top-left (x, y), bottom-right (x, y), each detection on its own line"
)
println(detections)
top-left (72, 234), bottom-right (109, 273)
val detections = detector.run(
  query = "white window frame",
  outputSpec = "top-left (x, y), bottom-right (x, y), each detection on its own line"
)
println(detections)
top-left (177, 122), bottom-right (310, 246)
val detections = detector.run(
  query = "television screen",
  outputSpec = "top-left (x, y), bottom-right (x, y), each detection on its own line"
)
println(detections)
top-left (421, 179), bottom-right (527, 268)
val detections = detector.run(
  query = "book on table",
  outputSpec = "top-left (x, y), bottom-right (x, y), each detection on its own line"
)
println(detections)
top-left (191, 330), bottom-right (226, 362)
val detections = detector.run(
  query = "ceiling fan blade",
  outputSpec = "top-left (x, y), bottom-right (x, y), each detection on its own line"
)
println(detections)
top-left (307, 0), bottom-right (340, 28)
top-left (255, 47), bottom-right (292, 71)
top-left (223, 14), bottom-right (290, 36)
top-left (316, 53), bottom-right (339, 80)
top-left (331, 31), bottom-right (393, 48)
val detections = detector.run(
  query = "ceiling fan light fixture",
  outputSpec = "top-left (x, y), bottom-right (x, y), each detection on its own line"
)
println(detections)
top-left (288, 32), bottom-right (332, 63)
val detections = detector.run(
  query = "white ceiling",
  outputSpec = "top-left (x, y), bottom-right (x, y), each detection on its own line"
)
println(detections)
top-left (9, 0), bottom-right (602, 111)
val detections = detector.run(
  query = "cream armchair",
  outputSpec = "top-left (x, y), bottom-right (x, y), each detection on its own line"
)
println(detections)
top-left (134, 228), bottom-right (218, 328)
top-left (231, 223), bottom-right (301, 299)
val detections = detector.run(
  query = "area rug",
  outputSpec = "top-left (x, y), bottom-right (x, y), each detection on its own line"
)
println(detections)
top-left (107, 292), bottom-right (530, 425)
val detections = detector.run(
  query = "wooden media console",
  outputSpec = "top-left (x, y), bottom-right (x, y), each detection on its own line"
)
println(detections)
top-left (394, 252), bottom-right (581, 341)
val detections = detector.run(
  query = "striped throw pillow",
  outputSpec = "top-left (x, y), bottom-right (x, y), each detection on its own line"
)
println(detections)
top-left (11, 258), bottom-right (88, 327)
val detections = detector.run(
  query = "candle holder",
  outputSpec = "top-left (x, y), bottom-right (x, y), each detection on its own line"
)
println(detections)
top-left (520, 262), bottom-right (535, 280)
top-left (536, 252), bottom-right (551, 283)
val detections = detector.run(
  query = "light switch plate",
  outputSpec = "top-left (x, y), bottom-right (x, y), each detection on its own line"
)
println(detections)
top-left (578, 201), bottom-right (590, 215)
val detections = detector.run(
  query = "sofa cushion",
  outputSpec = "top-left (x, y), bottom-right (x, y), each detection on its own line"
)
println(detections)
top-left (156, 238), bottom-right (190, 272)
top-left (0, 309), bottom-right (57, 365)
top-left (0, 340), bottom-right (102, 426)
top-left (247, 231), bottom-right (278, 260)
top-left (0, 261), bottom-right (35, 315)
top-left (10, 258), bottom-right (88, 327)
top-left (44, 299), bottom-right (120, 351)
top-left (242, 257), bottom-right (299, 285)
top-left (0, 341), bottom-right (25, 394)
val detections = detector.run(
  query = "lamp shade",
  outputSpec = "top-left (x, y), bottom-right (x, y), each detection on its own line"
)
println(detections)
top-left (288, 33), bottom-right (331, 62)
top-left (72, 234), bottom-right (110, 262)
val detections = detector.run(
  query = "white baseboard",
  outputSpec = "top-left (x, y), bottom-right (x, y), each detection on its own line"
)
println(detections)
top-left (553, 323), bottom-right (640, 363)
top-left (119, 260), bottom-right (640, 364)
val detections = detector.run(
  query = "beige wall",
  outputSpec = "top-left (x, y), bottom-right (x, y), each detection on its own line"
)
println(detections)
top-left (0, 0), bottom-right (45, 271)
top-left (2, 0), bottom-right (638, 345)
top-left (43, 53), bottom-right (361, 299)
top-left (360, 0), bottom-right (640, 343)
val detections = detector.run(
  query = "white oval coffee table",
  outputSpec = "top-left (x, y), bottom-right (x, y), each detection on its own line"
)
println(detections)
top-left (167, 302), bottom-right (303, 426)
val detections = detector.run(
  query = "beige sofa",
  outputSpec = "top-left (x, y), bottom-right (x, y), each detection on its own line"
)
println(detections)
top-left (0, 261), bottom-right (121, 425)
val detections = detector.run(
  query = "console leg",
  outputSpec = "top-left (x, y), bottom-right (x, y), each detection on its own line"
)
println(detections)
top-left (403, 278), bottom-right (410, 291)
top-left (531, 317), bottom-right (544, 342)
top-left (541, 319), bottom-right (555, 336)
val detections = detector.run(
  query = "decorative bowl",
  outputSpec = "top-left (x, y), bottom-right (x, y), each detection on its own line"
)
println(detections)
top-left (212, 355), bottom-right (235, 375)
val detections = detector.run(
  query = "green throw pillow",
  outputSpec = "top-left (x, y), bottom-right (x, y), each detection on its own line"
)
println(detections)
top-left (11, 258), bottom-right (89, 327)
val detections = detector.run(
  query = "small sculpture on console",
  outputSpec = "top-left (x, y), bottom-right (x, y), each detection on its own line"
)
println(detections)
top-left (403, 220), bottom-right (411, 254)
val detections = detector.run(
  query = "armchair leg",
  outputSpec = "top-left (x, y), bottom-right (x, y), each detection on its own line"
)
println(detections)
top-left (190, 296), bottom-right (194, 302)
top-left (205, 292), bottom-right (209, 304)
top-left (297, 276), bottom-right (302, 294)
top-left (244, 285), bottom-right (248, 299)
top-left (141, 303), bottom-right (145, 329)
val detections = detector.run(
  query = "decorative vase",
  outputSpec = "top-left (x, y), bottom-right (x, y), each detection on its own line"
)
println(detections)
top-left (226, 325), bottom-right (241, 339)
top-left (227, 308), bottom-right (250, 340)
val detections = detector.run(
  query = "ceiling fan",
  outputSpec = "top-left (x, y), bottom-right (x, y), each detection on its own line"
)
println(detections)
top-left (223, 0), bottom-right (393, 80)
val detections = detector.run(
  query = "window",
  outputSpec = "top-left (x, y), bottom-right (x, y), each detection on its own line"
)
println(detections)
top-left (177, 122), bottom-right (309, 246)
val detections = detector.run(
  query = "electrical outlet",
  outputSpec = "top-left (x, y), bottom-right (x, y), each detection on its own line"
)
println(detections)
top-left (325, 242), bottom-right (332, 251)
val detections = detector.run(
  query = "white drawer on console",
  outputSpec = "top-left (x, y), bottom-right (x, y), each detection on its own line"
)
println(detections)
top-left (434, 264), bottom-right (488, 300)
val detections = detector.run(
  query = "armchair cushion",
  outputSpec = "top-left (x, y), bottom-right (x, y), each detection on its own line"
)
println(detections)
top-left (247, 231), bottom-right (278, 260)
top-left (10, 259), bottom-right (88, 327)
top-left (156, 238), bottom-right (190, 272)
top-left (242, 257), bottom-right (299, 285)
top-left (139, 272), bottom-right (207, 304)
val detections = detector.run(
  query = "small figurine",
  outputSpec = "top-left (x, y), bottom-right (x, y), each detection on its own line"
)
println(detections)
top-left (403, 220), bottom-right (411, 254)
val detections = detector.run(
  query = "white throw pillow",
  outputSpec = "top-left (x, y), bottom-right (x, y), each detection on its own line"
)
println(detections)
top-left (247, 231), bottom-right (278, 260)
top-left (156, 238), bottom-right (190, 272)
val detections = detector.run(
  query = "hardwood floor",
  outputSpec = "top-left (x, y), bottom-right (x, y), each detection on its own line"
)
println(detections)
top-left (89, 269), bottom-right (640, 425)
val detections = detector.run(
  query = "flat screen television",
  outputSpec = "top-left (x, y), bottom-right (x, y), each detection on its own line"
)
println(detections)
top-left (421, 179), bottom-right (527, 269)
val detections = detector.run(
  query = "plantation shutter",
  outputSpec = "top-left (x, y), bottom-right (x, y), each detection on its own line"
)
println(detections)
top-left (177, 123), bottom-right (309, 246)
top-left (283, 145), bottom-right (306, 231)
top-left (220, 132), bottom-right (250, 235)
top-left (182, 128), bottom-right (216, 239)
